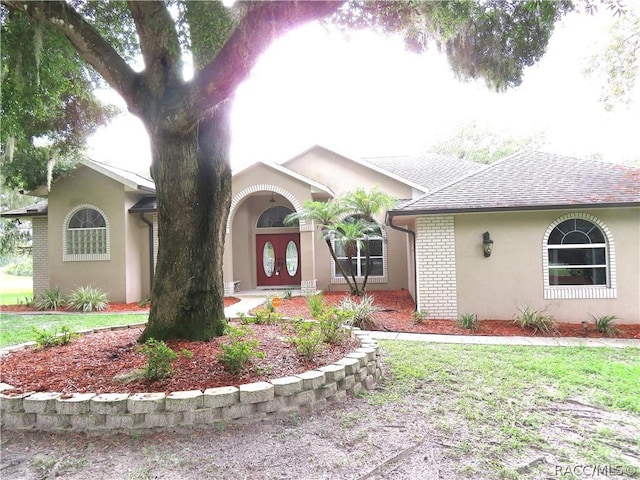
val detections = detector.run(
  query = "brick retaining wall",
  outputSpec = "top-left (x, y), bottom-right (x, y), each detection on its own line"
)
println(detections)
top-left (0, 328), bottom-right (382, 433)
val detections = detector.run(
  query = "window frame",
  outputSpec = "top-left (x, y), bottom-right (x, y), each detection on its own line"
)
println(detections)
top-left (542, 213), bottom-right (616, 299)
top-left (62, 204), bottom-right (110, 262)
top-left (330, 216), bottom-right (388, 285)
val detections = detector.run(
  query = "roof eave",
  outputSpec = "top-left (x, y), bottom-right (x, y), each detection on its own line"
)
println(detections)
top-left (388, 201), bottom-right (640, 217)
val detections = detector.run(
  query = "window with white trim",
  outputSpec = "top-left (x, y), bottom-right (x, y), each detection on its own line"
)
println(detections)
top-left (547, 218), bottom-right (607, 286)
top-left (543, 214), bottom-right (616, 300)
top-left (63, 206), bottom-right (110, 261)
top-left (331, 216), bottom-right (387, 282)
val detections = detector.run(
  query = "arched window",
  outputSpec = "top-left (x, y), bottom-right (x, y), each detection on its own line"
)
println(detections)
top-left (63, 205), bottom-right (110, 261)
top-left (257, 206), bottom-right (298, 228)
top-left (543, 214), bottom-right (616, 299)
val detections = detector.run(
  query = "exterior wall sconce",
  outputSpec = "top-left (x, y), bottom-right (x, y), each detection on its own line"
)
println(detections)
top-left (482, 231), bottom-right (494, 257)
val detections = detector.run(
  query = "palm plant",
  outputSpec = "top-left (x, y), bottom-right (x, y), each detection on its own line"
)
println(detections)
top-left (285, 200), bottom-right (356, 294)
top-left (341, 187), bottom-right (396, 291)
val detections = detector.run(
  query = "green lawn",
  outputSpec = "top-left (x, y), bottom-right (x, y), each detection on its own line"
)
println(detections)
top-left (0, 269), bottom-right (33, 305)
top-left (0, 312), bottom-right (148, 348)
top-left (366, 341), bottom-right (640, 479)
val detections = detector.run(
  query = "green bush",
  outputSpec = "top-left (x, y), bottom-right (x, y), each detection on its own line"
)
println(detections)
top-left (5, 257), bottom-right (32, 276)
top-left (36, 287), bottom-right (66, 311)
top-left (288, 319), bottom-right (324, 360)
top-left (67, 285), bottom-right (109, 312)
top-left (218, 325), bottom-right (265, 374)
top-left (513, 305), bottom-right (558, 334)
top-left (590, 314), bottom-right (620, 336)
top-left (283, 288), bottom-right (293, 300)
top-left (32, 325), bottom-right (78, 348)
top-left (137, 338), bottom-right (184, 381)
top-left (411, 309), bottom-right (429, 325)
top-left (339, 294), bottom-right (380, 330)
top-left (458, 313), bottom-right (478, 330)
top-left (305, 293), bottom-right (325, 318)
top-left (317, 307), bottom-right (349, 344)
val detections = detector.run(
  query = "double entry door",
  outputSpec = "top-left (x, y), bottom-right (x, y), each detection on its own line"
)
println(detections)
top-left (256, 233), bottom-right (301, 287)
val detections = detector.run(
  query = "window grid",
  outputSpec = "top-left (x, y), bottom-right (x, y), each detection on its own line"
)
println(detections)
top-left (63, 205), bottom-right (110, 262)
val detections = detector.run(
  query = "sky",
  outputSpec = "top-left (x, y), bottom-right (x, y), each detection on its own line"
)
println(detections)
top-left (88, 7), bottom-right (640, 173)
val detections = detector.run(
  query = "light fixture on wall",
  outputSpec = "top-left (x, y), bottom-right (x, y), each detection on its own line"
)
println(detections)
top-left (269, 192), bottom-right (276, 203)
top-left (482, 231), bottom-right (494, 257)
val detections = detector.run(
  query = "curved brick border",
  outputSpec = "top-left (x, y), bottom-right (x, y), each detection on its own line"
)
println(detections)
top-left (0, 327), bottom-right (381, 433)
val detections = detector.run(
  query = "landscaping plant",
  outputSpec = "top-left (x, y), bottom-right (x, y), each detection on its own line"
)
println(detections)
top-left (32, 325), bottom-right (78, 348)
top-left (458, 313), bottom-right (478, 330)
top-left (36, 287), bottom-right (66, 311)
top-left (67, 285), bottom-right (109, 312)
top-left (288, 319), bottom-right (324, 360)
top-left (513, 305), bottom-right (558, 334)
top-left (339, 294), bottom-right (380, 330)
top-left (218, 325), bottom-right (265, 374)
top-left (411, 309), bottom-right (429, 325)
top-left (137, 338), bottom-right (185, 381)
top-left (590, 314), bottom-right (620, 336)
top-left (317, 307), bottom-right (350, 344)
top-left (305, 293), bottom-right (325, 318)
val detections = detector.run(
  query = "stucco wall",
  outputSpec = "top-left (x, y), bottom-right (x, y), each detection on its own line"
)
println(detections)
top-left (228, 156), bottom-right (412, 293)
top-left (47, 167), bottom-right (129, 302)
top-left (452, 208), bottom-right (639, 324)
top-left (124, 193), bottom-right (151, 302)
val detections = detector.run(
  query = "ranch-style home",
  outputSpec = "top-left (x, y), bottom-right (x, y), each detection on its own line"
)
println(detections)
top-left (3, 146), bottom-right (639, 325)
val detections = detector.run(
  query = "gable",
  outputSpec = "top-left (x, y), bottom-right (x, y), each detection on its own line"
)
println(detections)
top-left (281, 145), bottom-right (422, 199)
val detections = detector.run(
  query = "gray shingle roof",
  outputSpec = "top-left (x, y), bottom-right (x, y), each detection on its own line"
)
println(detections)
top-left (363, 152), bottom-right (484, 191)
top-left (1, 202), bottom-right (48, 217)
top-left (391, 151), bottom-right (640, 215)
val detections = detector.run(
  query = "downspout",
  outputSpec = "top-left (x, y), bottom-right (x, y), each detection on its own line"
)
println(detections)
top-left (139, 214), bottom-right (154, 293)
top-left (386, 211), bottom-right (418, 310)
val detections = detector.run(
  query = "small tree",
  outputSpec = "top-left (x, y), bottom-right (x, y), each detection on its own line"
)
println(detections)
top-left (287, 187), bottom-right (395, 295)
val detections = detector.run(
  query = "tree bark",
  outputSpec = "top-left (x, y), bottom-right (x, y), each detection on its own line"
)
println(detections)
top-left (140, 100), bottom-right (233, 342)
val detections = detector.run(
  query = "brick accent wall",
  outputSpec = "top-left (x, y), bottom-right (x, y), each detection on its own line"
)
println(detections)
top-left (31, 218), bottom-right (49, 297)
top-left (415, 216), bottom-right (458, 319)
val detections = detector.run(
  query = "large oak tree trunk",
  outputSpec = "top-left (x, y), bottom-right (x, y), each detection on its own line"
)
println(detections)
top-left (139, 101), bottom-right (233, 342)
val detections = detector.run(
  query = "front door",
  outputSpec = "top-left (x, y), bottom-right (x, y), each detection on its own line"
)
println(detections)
top-left (256, 233), bottom-right (301, 287)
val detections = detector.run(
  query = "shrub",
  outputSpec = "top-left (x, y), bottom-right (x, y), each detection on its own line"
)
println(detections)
top-left (339, 294), bottom-right (380, 330)
top-left (36, 287), bottom-right (66, 311)
top-left (5, 257), bottom-right (33, 276)
top-left (458, 313), bottom-right (478, 330)
top-left (137, 297), bottom-right (150, 308)
top-left (513, 305), bottom-right (558, 334)
top-left (137, 338), bottom-right (183, 381)
top-left (590, 314), bottom-right (620, 336)
top-left (305, 293), bottom-right (325, 318)
top-left (411, 309), bottom-right (429, 325)
top-left (317, 307), bottom-right (349, 344)
top-left (289, 319), bottom-right (324, 360)
top-left (284, 288), bottom-right (293, 300)
top-left (18, 295), bottom-right (35, 307)
top-left (67, 285), bottom-right (109, 312)
top-left (218, 325), bottom-right (265, 374)
top-left (32, 325), bottom-right (78, 348)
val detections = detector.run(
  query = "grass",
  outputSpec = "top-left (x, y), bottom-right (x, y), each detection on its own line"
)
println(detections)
top-left (367, 341), bottom-right (640, 479)
top-left (0, 269), bottom-right (33, 305)
top-left (0, 312), bottom-right (148, 348)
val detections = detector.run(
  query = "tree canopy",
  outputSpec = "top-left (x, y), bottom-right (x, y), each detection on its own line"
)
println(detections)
top-left (0, 0), bottom-right (580, 341)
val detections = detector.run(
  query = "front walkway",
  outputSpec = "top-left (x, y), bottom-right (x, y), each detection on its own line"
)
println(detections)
top-left (226, 295), bottom-right (639, 349)
top-left (367, 331), bottom-right (639, 349)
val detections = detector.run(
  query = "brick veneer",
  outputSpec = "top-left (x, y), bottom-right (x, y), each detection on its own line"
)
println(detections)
top-left (31, 217), bottom-right (49, 297)
top-left (415, 216), bottom-right (458, 319)
top-left (0, 327), bottom-right (381, 433)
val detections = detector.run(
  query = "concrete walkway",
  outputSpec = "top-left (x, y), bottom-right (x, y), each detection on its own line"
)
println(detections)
top-left (366, 330), bottom-right (639, 349)
top-left (227, 295), bottom-right (639, 349)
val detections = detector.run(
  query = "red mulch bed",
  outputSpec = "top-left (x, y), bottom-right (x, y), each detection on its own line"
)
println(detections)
top-left (272, 290), bottom-right (640, 339)
top-left (1, 290), bottom-right (637, 397)
top-left (0, 297), bottom-right (241, 313)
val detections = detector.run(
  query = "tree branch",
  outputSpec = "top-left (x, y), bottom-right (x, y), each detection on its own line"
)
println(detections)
top-left (183, 1), bottom-right (344, 128)
top-left (2, 0), bottom-right (138, 106)
top-left (127, 1), bottom-right (183, 92)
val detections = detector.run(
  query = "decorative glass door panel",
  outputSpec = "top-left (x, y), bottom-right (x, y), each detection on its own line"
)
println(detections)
top-left (256, 233), bottom-right (301, 286)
